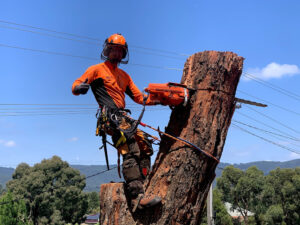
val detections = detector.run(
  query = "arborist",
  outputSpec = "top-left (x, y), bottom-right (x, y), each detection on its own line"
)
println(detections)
top-left (72, 33), bottom-right (162, 211)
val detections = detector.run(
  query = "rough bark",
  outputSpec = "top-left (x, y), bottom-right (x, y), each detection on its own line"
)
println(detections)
top-left (100, 51), bottom-right (244, 225)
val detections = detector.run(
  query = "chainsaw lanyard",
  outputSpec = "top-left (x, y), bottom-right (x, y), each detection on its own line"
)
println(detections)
top-left (137, 121), bottom-right (220, 163)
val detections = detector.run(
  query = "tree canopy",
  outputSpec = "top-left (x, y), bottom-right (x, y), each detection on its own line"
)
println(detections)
top-left (217, 165), bottom-right (300, 225)
top-left (0, 192), bottom-right (31, 225)
top-left (6, 156), bottom-right (88, 225)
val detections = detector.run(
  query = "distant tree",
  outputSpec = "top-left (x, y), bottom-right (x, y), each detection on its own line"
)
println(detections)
top-left (6, 156), bottom-right (88, 225)
top-left (86, 191), bottom-right (100, 214)
top-left (0, 191), bottom-right (31, 225)
top-left (263, 167), bottom-right (300, 225)
top-left (0, 184), bottom-right (5, 196)
top-left (213, 189), bottom-right (233, 225)
top-left (199, 188), bottom-right (233, 225)
top-left (263, 205), bottom-right (286, 225)
top-left (217, 166), bottom-right (265, 225)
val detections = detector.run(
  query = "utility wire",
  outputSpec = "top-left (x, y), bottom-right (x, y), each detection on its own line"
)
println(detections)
top-left (0, 43), bottom-right (182, 71)
top-left (243, 73), bottom-right (300, 101)
top-left (0, 24), bottom-right (185, 61)
top-left (232, 121), bottom-right (300, 149)
top-left (245, 105), bottom-right (300, 134)
top-left (235, 111), bottom-right (299, 140)
top-left (231, 124), bottom-right (300, 155)
top-left (0, 108), bottom-right (169, 117)
top-left (232, 120), bottom-right (300, 142)
top-left (237, 90), bottom-right (300, 116)
top-left (0, 110), bottom-right (96, 114)
top-left (0, 19), bottom-right (189, 57)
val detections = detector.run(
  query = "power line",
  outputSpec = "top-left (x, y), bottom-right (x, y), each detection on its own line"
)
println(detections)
top-left (0, 107), bottom-right (97, 110)
top-left (232, 120), bottom-right (300, 142)
top-left (245, 105), bottom-right (300, 135)
top-left (235, 111), bottom-right (299, 140)
top-left (0, 24), bottom-right (99, 46)
top-left (0, 110), bottom-right (95, 114)
top-left (243, 73), bottom-right (300, 101)
top-left (0, 24), bottom-right (185, 61)
top-left (0, 103), bottom-right (97, 106)
top-left (0, 112), bottom-right (95, 117)
top-left (0, 108), bottom-right (169, 117)
top-left (0, 43), bottom-right (182, 71)
top-left (232, 121), bottom-right (300, 149)
top-left (0, 19), bottom-right (189, 57)
top-left (231, 124), bottom-right (300, 155)
top-left (237, 90), bottom-right (300, 116)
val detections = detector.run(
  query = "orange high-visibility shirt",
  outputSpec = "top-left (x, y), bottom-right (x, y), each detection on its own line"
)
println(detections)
top-left (72, 61), bottom-right (156, 109)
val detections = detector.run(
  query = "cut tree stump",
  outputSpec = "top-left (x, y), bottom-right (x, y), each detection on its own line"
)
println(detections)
top-left (99, 51), bottom-right (244, 225)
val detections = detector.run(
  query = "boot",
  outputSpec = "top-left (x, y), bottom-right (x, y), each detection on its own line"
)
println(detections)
top-left (132, 193), bottom-right (162, 212)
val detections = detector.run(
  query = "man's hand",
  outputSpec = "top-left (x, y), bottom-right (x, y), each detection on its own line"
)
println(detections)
top-left (73, 78), bottom-right (89, 95)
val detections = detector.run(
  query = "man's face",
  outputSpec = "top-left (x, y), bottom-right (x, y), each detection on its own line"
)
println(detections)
top-left (108, 45), bottom-right (124, 63)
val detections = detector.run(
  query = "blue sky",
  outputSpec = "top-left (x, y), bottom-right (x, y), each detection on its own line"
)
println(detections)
top-left (1, 0), bottom-right (300, 168)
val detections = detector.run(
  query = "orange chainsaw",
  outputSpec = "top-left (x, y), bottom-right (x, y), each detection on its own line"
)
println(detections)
top-left (144, 82), bottom-right (267, 108)
top-left (144, 82), bottom-right (189, 107)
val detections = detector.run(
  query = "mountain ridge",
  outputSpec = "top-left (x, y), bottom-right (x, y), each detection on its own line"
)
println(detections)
top-left (1, 159), bottom-right (299, 192)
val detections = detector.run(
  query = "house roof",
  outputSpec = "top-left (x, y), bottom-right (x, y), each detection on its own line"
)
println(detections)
top-left (224, 202), bottom-right (254, 217)
top-left (85, 213), bottom-right (100, 223)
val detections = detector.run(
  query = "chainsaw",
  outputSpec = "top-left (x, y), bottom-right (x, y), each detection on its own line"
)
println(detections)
top-left (144, 82), bottom-right (189, 107)
top-left (144, 82), bottom-right (267, 108)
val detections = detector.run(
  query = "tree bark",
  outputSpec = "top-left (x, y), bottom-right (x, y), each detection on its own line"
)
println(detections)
top-left (100, 51), bottom-right (244, 225)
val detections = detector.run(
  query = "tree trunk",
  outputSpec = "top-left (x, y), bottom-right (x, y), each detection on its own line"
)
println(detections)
top-left (100, 51), bottom-right (244, 225)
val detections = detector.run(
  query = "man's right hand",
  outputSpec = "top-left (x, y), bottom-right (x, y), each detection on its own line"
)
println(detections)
top-left (73, 78), bottom-right (90, 95)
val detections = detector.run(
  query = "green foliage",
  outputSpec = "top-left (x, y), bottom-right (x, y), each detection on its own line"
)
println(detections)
top-left (0, 192), bottom-right (31, 225)
top-left (199, 189), bottom-right (233, 225)
top-left (86, 191), bottom-right (100, 214)
top-left (263, 167), bottom-right (300, 225)
top-left (213, 189), bottom-right (233, 225)
top-left (6, 156), bottom-right (88, 225)
top-left (263, 205), bottom-right (286, 225)
top-left (0, 184), bottom-right (5, 196)
top-left (217, 165), bottom-right (300, 225)
top-left (217, 166), bottom-right (265, 224)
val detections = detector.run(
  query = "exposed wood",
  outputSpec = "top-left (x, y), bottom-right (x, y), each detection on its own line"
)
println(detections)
top-left (100, 51), bottom-right (244, 225)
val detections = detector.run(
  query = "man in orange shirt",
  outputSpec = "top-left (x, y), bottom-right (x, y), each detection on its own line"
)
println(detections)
top-left (72, 34), bottom-right (161, 210)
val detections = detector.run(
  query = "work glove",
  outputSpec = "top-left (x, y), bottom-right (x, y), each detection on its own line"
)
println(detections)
top-left (73, 78), bottom-right (89, 95)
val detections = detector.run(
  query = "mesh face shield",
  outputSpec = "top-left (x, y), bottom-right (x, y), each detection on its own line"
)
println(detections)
top-left (101, 42), bottom-right (129, 64)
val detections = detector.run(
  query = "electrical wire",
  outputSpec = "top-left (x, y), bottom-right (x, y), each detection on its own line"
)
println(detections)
top-left (232, 121), bottom-right (300, 149)
top-left (0, 43), bottom-right (182, 71)
top-left (0, 24), bottom-right (186, 61)
top-left (235, 111), bottom-right (298, 139)
top-left (237, 90), bottom-right (300, 116)
top-left (245, 105), bottom-right (300, 134)
top-left (232, 120), bottom-right (300, 142)
top-left (243, 73), bottom-right (300, 101)
top-left (231, 124), bottom-right (300, 155)
top-left (0, 19), bottom-right (189, 57)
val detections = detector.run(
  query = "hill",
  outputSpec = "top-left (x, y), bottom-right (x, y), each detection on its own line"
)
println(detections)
top-left (1, 159), bottom-right (299, 192)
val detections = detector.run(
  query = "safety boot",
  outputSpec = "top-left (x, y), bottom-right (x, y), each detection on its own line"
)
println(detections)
top-left (132, 193), bottom-right (162, 212)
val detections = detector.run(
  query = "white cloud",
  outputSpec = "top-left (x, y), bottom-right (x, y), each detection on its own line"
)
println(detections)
top-left (245, 62), bottom-right (300, 80)
top-left (67, 137), bottom-right (79, 142)
top-left (289, 152), bottom-right (300, 160)
top-left (0, 139), bottom-right (16, 147)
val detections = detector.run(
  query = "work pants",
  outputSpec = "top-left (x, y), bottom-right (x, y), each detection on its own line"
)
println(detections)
top-left (110, 117), bottom-right (153, 199)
